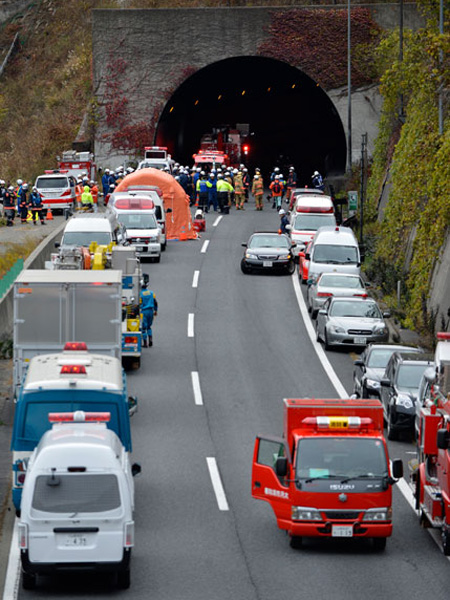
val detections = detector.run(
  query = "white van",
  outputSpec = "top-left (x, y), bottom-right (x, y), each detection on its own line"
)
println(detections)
top-left (109, 195), bottom-right (161, 261)
top-left (18, 411), bottom-right (140, 590)
top-left (289, 194), bottom-right (336, 257)
top-left (306, 226), bottom-right (361, 283)
top-left (34, 171), bottom-right (77, 212)
top-left (59, 213), bottom-right (126, 252)
top-left (123, 186), bottom-right (168, 251)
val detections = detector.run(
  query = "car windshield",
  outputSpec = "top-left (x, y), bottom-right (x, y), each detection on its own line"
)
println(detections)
top-left (117, 213), bottom-right (157, 229)
top-left (367, 348), bottom-right (398, 368)
top-left (296, 438), bottom-right (388, 479)
top-left (32, 474), bottom-right (121, 513)
top-left (319, 274), bottom-right (363, 289)
top-left (294, 214), bottom-right (336, 231)
top-left (36, 177), bottom-right (69, 189)
top-left (249, 235), bottom-right (289, 249)
top-left (312, 244), bottom-right (358, 264)
top-left (396, 364), bottom-right (429, 389)
top-left (62, 232), bottom-right (112, 247)
top-left (329, 301), bottom-right (382, 319)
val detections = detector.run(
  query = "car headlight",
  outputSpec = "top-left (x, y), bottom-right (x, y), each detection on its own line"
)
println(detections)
top-left (330, 325), bottom-right (345, 334)
top-left (245, 252), bottom-right (257, 259)
top-left (396, 394), bottom-right (413, 409)
top-left (362, 507), bottom-right (392, 522)
top-left (149, 236), bottom-right (158, 243)
top-left (292, 506), bottom-right (323, 521)
top-left (365, 378), bottom-right (381, 390)
top-left (286, 254), bottom-right (291, 260)
top-left (374, 325), bottom-right (386, 334)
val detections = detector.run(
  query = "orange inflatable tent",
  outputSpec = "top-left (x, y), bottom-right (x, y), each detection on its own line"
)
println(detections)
top-left (115, 168), bottom-right (197, 241)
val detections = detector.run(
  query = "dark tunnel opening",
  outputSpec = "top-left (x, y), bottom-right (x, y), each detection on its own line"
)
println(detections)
top-left (155, 56), bottom-right (346, 185)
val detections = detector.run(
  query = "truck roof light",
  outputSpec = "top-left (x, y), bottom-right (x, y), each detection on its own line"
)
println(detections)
top-left (437, 332), bottom-right (450, 341)
top-left (48, 411), bottom-right (111, 423)
top-left (64, 341), bottom-right (88, 351)
top-left (302, 416), bottom-right (373, 429)
top-left (60, 364), bottom-right (87, 375)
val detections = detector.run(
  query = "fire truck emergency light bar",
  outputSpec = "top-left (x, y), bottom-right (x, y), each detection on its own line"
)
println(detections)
top-left (64, 342), bottom-right (88, 352)
top-left (48, 411), bottom-right (111, 423)
top-left (302, 416), bottom-right (374, 429)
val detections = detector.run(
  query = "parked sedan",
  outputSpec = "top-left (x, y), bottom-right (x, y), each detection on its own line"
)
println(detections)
top-left (241, 232), bottom-right (295, 274)
top-left (353, 344), bottom-right (423, 399)
top-left (307, 272), bottom-right (368, 319)
top-left (316, 297), bottom-right (390, 350)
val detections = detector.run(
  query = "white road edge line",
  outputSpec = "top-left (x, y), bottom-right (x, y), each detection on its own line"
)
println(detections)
top-left (188, 313), bottom-right (195, 338)
top-left (2, 517), bottom-right (20, 600)
top-left (206, 457), bottom-right (229, 511)
top-left (191, 371), bottom-right (203, 406)
top-left (213, 216), bottom-right (223, 227)
top-left (292, 273), bottom-right (450, 559)
top-left (201, 240), bottom-right (209, 253)
top-left (192, 270), bottom-right (200, 288)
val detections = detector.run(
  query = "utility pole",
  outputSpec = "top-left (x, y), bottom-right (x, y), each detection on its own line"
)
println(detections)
top-left (347, 0), bottom-right (352, 172)
top-left (359, 133), bottom-right (367, 246)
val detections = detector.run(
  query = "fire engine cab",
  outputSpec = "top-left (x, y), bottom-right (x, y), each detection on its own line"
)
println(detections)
top-left (252, 398), bottom-right (403, 550)
top-left (414, 332), bottom-right (450, 554)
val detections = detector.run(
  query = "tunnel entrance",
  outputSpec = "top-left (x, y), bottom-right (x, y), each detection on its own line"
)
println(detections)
top-left (156, 56), bottom-right (346, 184)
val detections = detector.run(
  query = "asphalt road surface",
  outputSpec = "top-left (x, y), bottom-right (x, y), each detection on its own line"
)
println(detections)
top-left (14, 202), bottom-right (450, 598)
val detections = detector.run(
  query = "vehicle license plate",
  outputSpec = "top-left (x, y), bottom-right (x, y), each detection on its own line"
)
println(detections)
top-left (263, 261), bottom-right (273, 267)
top-left (332, 525), bottom-right (353, 538)
top-left (354, 337), bottom-right (366, 345)
top-left (65, 534), bottom-right (87, 547)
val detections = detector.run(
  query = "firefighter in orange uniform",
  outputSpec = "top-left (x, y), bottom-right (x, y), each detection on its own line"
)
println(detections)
top-left (90, 180), bottom-right (99, 212)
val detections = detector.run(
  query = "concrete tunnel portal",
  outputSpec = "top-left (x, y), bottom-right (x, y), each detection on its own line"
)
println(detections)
top-left (155, 57), bottom-right (346, 183)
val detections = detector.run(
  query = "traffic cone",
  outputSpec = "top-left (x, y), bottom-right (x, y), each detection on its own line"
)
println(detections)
top-left (179, 225), bottom-right (187, 241)
top-left (46, 207), bottom-right (53, 221)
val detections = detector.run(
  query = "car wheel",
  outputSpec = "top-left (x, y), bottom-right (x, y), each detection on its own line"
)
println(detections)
top-left (117, 569), bottom-right (131, 589)
top-left (443, 527), bottom-right (450, 556)
top-left (311, 309), bottom-right (318, 320)
top-left (307, 303), bottom-right (312, 314)
top-left (287, 260), bottom-right (295, 275)
top-left (361, 385), bottom-right (368, 399)
top-left (289, 535), bottom-right (303, 549)
top-left (240, 259), bottom-right (251, 275)
top-left (22, 570), bottom-right (36, 590)
top-left (154, 256), bottom-right (161, 263)
top-left (315, 322), bottom-right (321, 342)
top-left (387, 413), bottom-right (398, 441)
top-left (372, 537), bottom-right (387, 552)
top-left (161, 242), bottom-right (166, 252)
top-left (324, 331), bottom-right (331, 351)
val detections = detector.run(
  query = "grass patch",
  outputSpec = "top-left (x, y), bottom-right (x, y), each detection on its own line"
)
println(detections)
top-left (0, 240), bottom-right (39, 279)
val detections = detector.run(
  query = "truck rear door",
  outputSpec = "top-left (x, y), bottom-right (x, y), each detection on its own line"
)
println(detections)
top-left (252, 436), bottom-right (291, 522)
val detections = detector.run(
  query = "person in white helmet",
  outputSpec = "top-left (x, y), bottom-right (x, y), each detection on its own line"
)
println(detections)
top-left (278, 208), bottom-right (290, 235)
top-left (15, 179), bottom-right (23, 212)
top-left (252, 173), bottom-right (264, 210)
top-left (312, 170), bottom-right (324, 191)
top-left (270, 175), bottom-right (284, 210)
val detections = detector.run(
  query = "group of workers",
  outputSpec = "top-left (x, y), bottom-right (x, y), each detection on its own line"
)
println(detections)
top-left (0, 179), bottom-right (46, 227)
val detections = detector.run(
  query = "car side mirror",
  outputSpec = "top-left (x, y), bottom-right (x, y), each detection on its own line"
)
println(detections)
top-left (383, 311), bottom-right (391, 318)
top-left (131, 463), bottom-right (142, 477)
top-left (318, 309), bottom-right (327, 316)
top-left (354, 359), bottom-right (364, 367)
top-left (54, 241), bottom-right (60, 248)
top-left (380, 378), bottom-right (390, 387)
top-left (424, 366), bottom-right (437, 384)
top-left (365, 281), bottom-right (372, 288)
top-left (305, 253), bottom-right (310, 260)
top-left (166, 208), bottom-right (172, 213)
top-left (242, 243), bottom-right (247, 247)
top-left (437, 428), bottom-right (450, 450)
top-left (275, 456), bottom-right (288, 477)
top-left (391, 459), bottom-right (403, 479)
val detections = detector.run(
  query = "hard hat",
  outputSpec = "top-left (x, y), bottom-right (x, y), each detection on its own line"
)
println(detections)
top-left (313, 171), bottom-right (319, 176)
top-left (90, 180), bottom-right (95, 185)
top-left (239, 164), bottom-right (245, 169)
top-left (141, 279), bottom-right (148, 289)
top-left (105, 168), bottom-right (110, 173)
top-left (211, 168), bottom-right (216, 173)
top-left (217, 174), bottom-right (223, 178)
top-left (82, 176), bottom-right (89, 182)
top-left (279, 209), bottom-right (286, 215)
top-left (127, 166), bottom-right (134, 173)
top-left (225, 171), bottom-right (230, 176)
top-left (255, 168), bottom-right (260, 172)
top-left (210, 173), bottom-right (215, 178)
top-left (196, 167), bottom-right (201, 172)
top-left (275, 175), bottom-right (280, 179)
top-left (115, 167), bottom-right (122, 173)
top-left (274, 167), bottom-right (280, 172)
top-left (233, 169), bottom-right (239, 174)
top-left (254, 175), bottom-right (259, 179)
top-left (243, 168), bottom-right (248, 172)
top-left (8, 185), bottom-right (14, 190)
top-left (32, 186), bottom-right (37, 191)
top-left (289, 167), bottom-right (294, 171)
top-left (175, 176), bottom-right (180, 181)
top-left (17, 179), bottom-right (23, 185)
top-left (200, 170), bottom-right (205, 176)
top-left (23, 183), bottom-right (28, 189)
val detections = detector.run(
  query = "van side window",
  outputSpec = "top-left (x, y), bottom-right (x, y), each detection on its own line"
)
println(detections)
top-left (155, 206), bottom-right (162, 220)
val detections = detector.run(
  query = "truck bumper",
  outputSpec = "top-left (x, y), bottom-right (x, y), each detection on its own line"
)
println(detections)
top-left (21, 548), bottom-right (131, 576)
top-left (278, 519), bottom-right (392, 538)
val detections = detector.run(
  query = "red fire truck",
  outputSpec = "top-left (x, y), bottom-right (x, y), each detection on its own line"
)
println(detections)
top-left (414, 332), bottom-right (450, 554)
top-left (252, 398), bottom-right (403, 550)
top-left (57, 150), bottom-right (97, 180)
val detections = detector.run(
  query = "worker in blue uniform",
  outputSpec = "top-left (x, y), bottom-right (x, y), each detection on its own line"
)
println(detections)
top-left (140, 280), bottom-right (158, 347)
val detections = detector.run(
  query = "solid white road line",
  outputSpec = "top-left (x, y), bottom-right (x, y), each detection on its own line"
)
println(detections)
top-left (206, 457), bottom-right (229, 511)
top-left (191, 371), bottom-right (203, 406)
top-left (201, 240), bottom-right (210, 253)
top-left (188, 313), bottom-right (195, 338)
top-left (192, 270), bottom-right (200, 288)
top-left (213, 216), bottom-right (223, 227)
top-left (293, 273), bottom-right (450, 558)
top-left (2, 518), bottom-right (20, 600)
top-left (291, 274), bottom-right (348, 399)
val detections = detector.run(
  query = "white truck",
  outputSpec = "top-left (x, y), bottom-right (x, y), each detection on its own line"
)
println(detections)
top-left (13, 270), bottom-right (122, 395)
top-left (19, 411), bottom-right (140, 590)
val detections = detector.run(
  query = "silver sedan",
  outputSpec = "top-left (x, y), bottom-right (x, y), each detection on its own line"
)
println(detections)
top-left (316, 297), bottom-right (390, 350)
top-left (307, 272), bottom-right (369, 319)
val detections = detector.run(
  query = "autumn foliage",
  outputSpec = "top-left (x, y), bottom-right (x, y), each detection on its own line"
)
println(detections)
top-left (257, 8), bottom-right (382, 90)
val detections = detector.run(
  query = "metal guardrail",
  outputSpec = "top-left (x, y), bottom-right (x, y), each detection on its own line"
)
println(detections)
top-left (0, 258), bottom-right (23, 299)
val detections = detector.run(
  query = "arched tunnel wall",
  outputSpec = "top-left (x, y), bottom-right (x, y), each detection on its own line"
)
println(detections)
top-left (92, 5), bottom-right (423, 171)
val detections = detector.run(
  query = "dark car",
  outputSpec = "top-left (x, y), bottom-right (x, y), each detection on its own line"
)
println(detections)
top-left (353, 344), bottom-right (423, 399)
top-left (241, 232), bottom-right (295, 275)
top-left (380, 351), bottom-right (434, 440)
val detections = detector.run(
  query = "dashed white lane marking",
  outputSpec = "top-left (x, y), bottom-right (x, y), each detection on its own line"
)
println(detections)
top-left (192, 270), bottom-right (200, 288)
top-left (191, 371), bottom-right (203, 406)
top-left (213, 216), bottom-right (223, 227)
top-left (293, 273), bottom-right (450, 559)
top-left (2, 518), bottom-right (20, 600)
top-left (201, 240), bottom-right (210, 253)
top-left (188, 313), bottom-right (195, 338)
top-left (291, 273), bottom-right (348, 399)
top-left (206, 457), bottom-right (229, 511)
